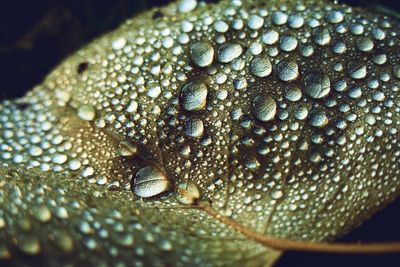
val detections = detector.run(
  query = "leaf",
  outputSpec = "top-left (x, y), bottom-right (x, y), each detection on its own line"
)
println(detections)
top-left (1, 0), bottom-right (400, 266)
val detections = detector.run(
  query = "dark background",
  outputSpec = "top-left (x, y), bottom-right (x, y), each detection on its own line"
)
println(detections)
top-left (0, 0), bottom-right (400, 266)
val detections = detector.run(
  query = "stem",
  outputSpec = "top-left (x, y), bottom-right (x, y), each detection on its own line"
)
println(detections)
top-left (199, 203), bottom-right (400, 254)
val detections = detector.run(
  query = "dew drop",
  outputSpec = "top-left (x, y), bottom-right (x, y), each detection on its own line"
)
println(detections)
top-left (285, 85), bottom-right (302, 102)
top-left (252, 95), bottom-right (277, 122)
top-left (52, 231), bottom-right (74, 253)
top-left (17, 236), bottom-right (41, 255)
top-left (309, 111), bottom-right (329, 127)
top-left (190, 41), bottom-right (214, 67)
top-left (303, 71), bottom-right (331, 99)
top-left (347, 61), bottom-right (367, 79)
top-left (132, 166), bottom-right (170, 198)
top-left (185, 118), bottom-right (204, 138)
top-left (178, 0), bottom-right (197, 13)
top-left (118, 141), bottom-right (138, 156)
top-left (32, 205), bottom-right (52, 223)
top-left (180, 82), bottom-right (208, 111)
top-left (277, 59), bottom-right (299, 81)
top-left (77, 104), bottom-right (96, 121)
top-left (250, 56), bottom-right (272, 77)
top-left (176, 182), bottom-right (201, 205)
top-left (218, 43), bottom-right (243, 63)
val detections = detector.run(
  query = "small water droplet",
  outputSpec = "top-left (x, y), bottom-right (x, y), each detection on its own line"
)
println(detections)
top-left (176, 182), bottom-right (201, 205)
top-left (118, 141), bottom-right (138, 156)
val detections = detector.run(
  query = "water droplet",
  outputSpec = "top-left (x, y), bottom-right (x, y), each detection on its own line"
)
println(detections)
top-left (112, 37), bottom-right (126, 50)
top-left (54, 207), bottom-right (69, 219)
top-left (0, 245), bottom-right (11, 259)
top-left (118, 141), bottom-right (138, 156)
top-left (17, 236), bottom-right (41, 255)
top-left (309, 111), bottom-right (329, 127)
top-left (303, 71), bottom-right (331, 99)
top-left (325, 10), bottom-right (344, 23)
top-left (313, 27), bottom-right (331, 46)
top-left (180, 82), bottom-right (208, 111)
top-left (190, 41), bottom-right (214, 67)
top-left (218, 43), bottom-right (243, 63)
top-left (52, 154), bottom-right (68, 164)
top-left (271, 190), bottom-right (283, 199)
top-left (287, 14), bottom-right (304, 29)
top-left (185, 118), bottom-right (204, 138)
top-left (132, 166), bottom-right (170, 198)
top-left (52, 231), bottom-right (74, 253)
top-left (294, 106), bottom-right (308, 120)
top-left (252, 95), bottom-right (277, 122)
top-left (250, 56), bottom-right (272, 77)
top-left (261, 30), bottom-right (279, 45)
top-left (32, 205), bottom-right (52, 223)
top-left (178, 0), bottom-right (197, 13)
top-left (77, 104), bottom-right (96, 121)
top-left (279, 35), bottom-right (298, 52)
top-left (285, 85), bottom-right (302, 102)
top-left (277, 59), bottom-right (299, 81)
top-left (176, 182), bottom-right (201, 205)
top-left (347, 61), bottom-right (367, 79)
top-left (247, 15), bottom-right (264, 30)
top-left (114, 234), bottom-right (134, 247)
top-left (392, 65), bottom-right (400, 79)
top-left (356, 37), bottom-right (374, 52)
top-left (272, 11), bottom-right (288, 25)
top-left (29, 146), bottom-right (43, 157)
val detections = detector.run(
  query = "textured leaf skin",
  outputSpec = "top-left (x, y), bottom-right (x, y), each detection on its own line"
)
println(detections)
top-left (0, 0), bottom-right (400, 266)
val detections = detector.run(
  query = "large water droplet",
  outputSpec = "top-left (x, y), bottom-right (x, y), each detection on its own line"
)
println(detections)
top-left (132, 166), bottom-right (170, 198)
top-left (77, 104), bottom-right (96, 121)
top-left (32, 206), bottom-right (52, 223)
top-left (180, 82), bottom-right (208, 111)
top-left (250, 57), bottom-right (272, 77)
top-left (277, 59), bottom-right (299, 81)
top-left (190, 41), bottom-right (214, 67)
top-left (218, 43), bottom-right (243, 63)
top-left (17, 236), bottom-right (41, 255)
top-left (185, 118), bottom-right (204, 138)
top-left (252, 95), bottom-right (277, 122)
top-left (303, 71), bottom-right (331, 99)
